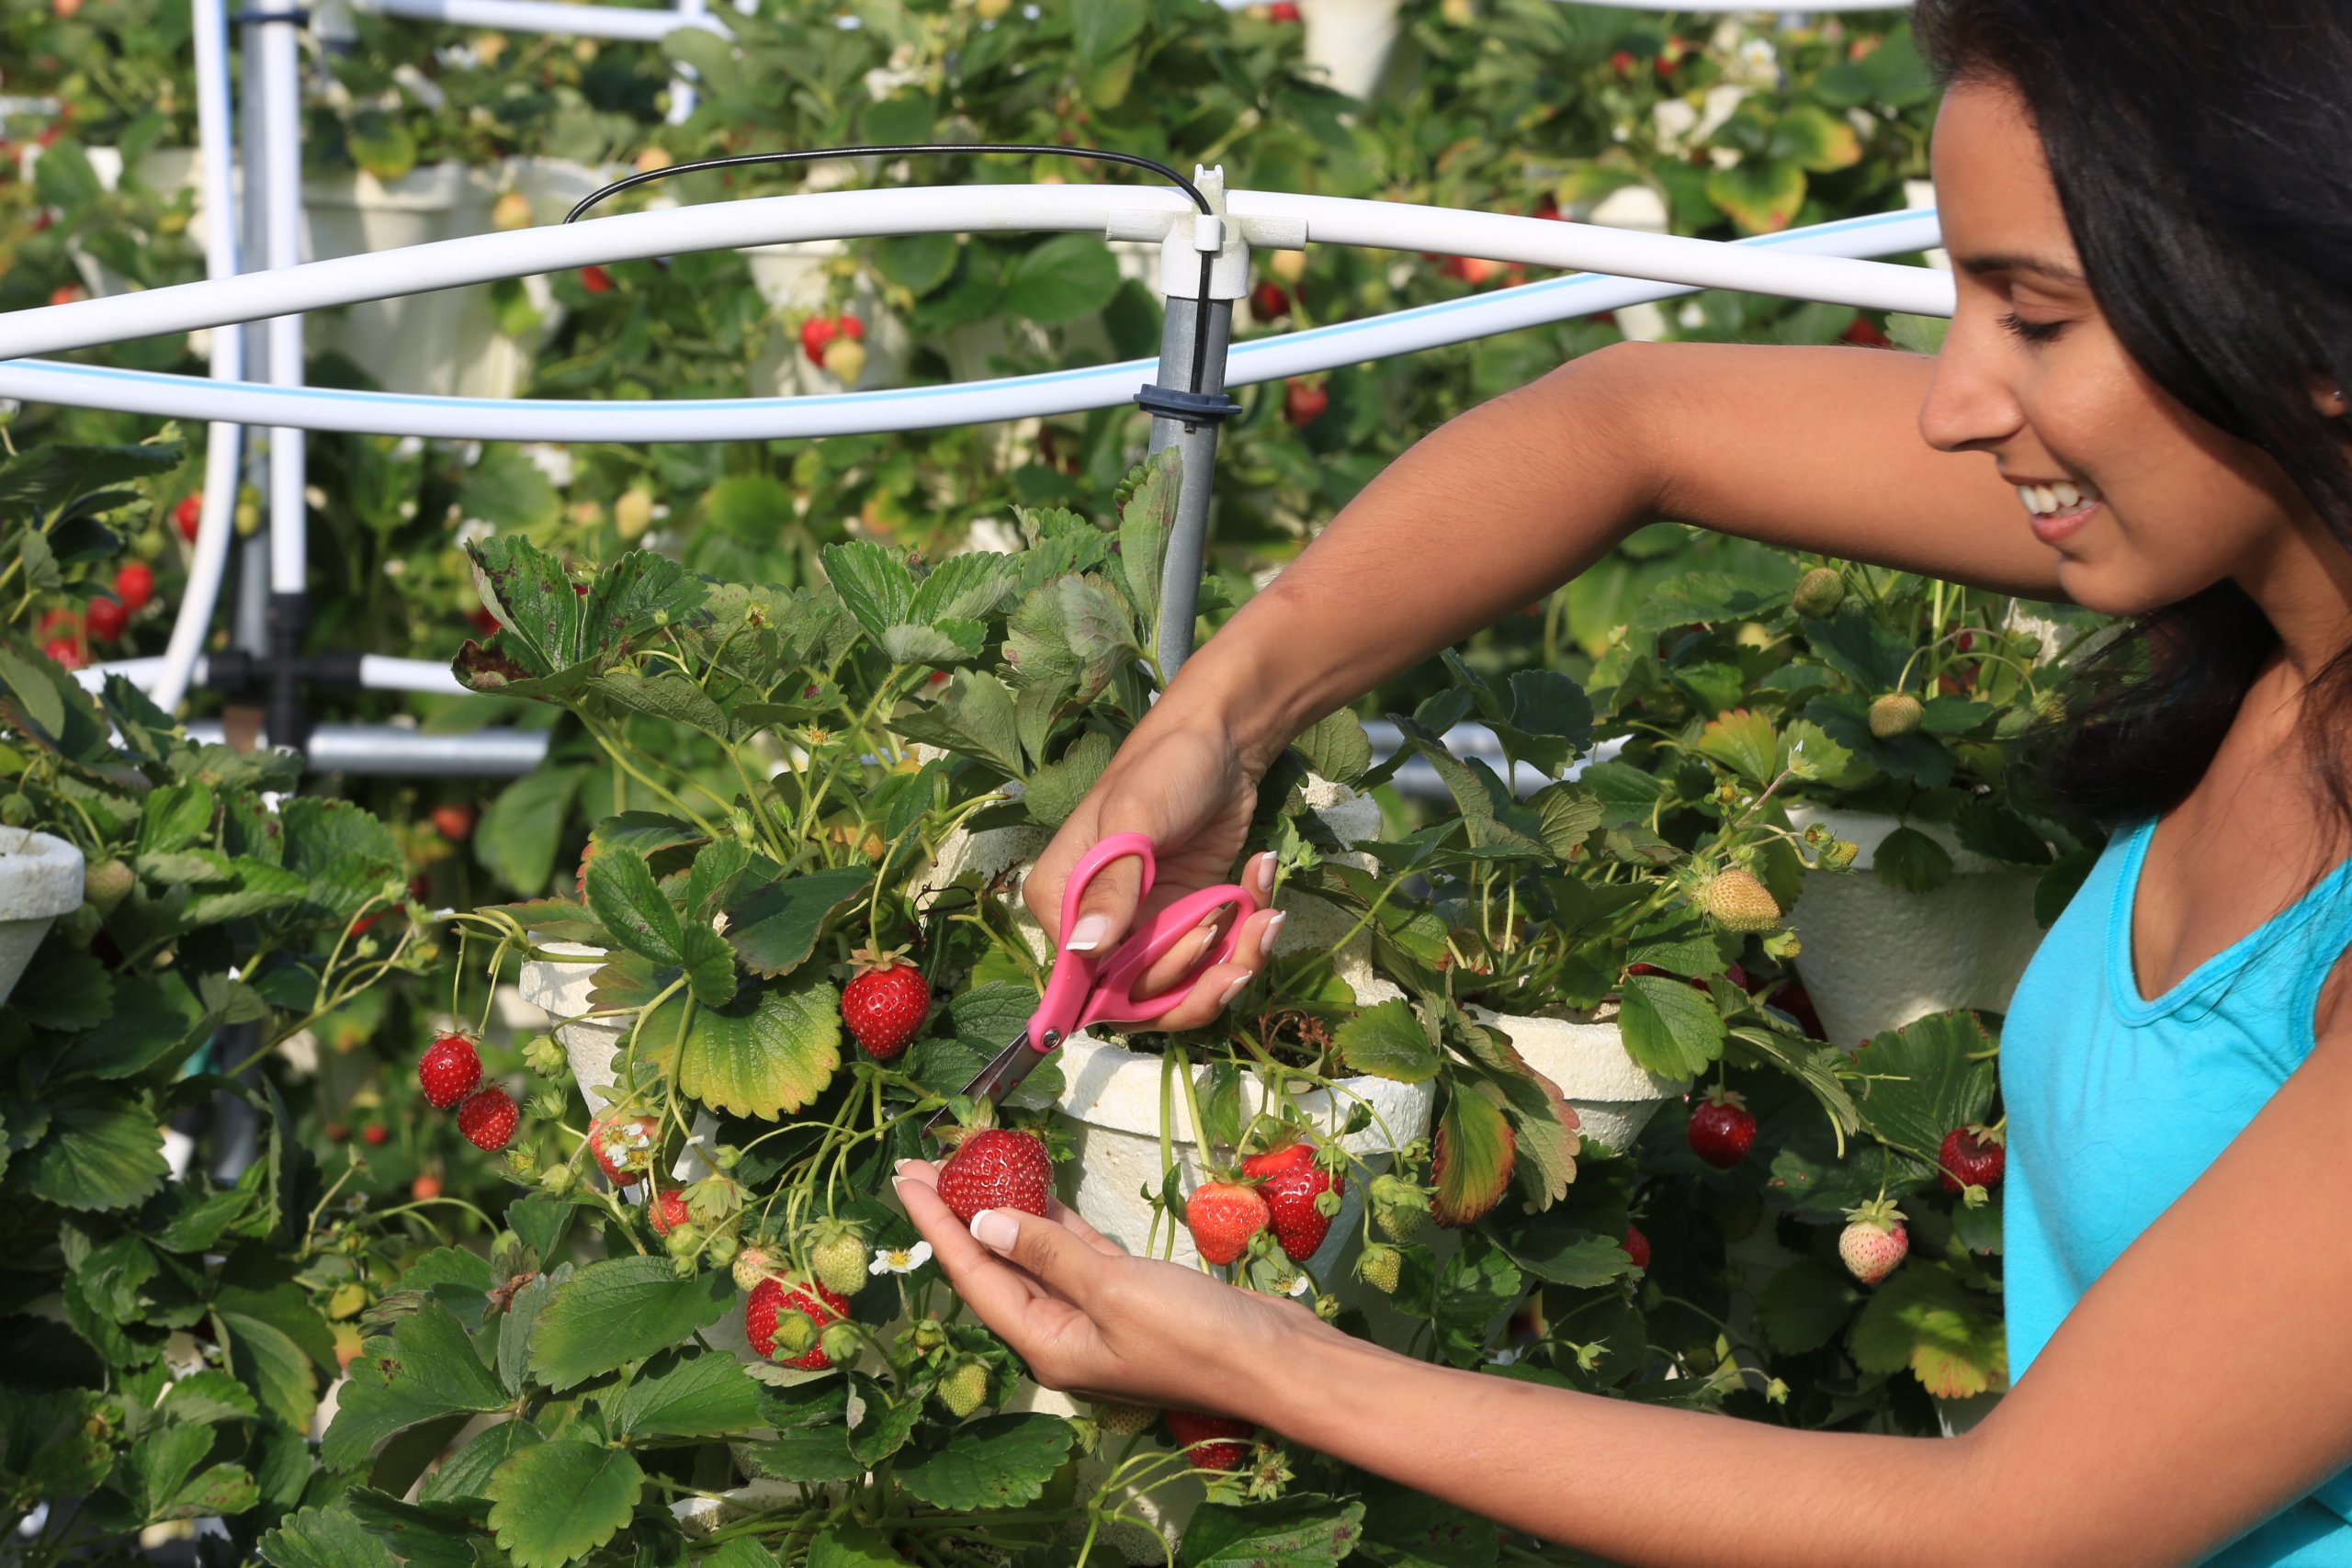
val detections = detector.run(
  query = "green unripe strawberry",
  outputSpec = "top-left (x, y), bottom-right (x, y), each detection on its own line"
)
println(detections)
top-left (1356, 1242), bottom-right (1403, 1294)
top-left (806, 1221), bottom-right (869, 1298)
top-left (1868, 692), bottom-right (1924, 738)
top-left (767, 1310), bottom-right (818, 1359)
top-left (662, 1223), bottom-right (704, 1258)
top-left (1792, 566), bottom-right (1845, 618)
top-left (1367, 1174), bottom-right (1429, 1243)
top-left (1091, 1399), bottom-right (1158, 1438)
top-left (935, 1359), bottom-right (990, 1418)
top-left (818, 1323), bottom-right (863, 1369)
top-left (539, 1164), bottom-right (576, 1194)
top-left (1702, 869), bottom-right (1781, 933)
top-left (1818, 838), bottom-right (1860, 873)
top-left (707, 1234), bottom-right (739, 1266)
top-left (83, 858), bottom-right (133, 914)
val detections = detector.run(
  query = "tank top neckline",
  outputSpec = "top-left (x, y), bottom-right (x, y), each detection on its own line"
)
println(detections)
top-left (2109, 816), bottom-right (2352, 1023)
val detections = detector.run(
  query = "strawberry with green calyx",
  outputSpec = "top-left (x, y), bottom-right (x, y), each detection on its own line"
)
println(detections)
top-left (662, 1223), bottom-right (705, 1258)
top-left (521, 1032), bottom-right (568, 1077)
top-left (418, 1032), bottom-right (482, 1109)
top-left (1838, 1199), bottom-right (1909, 1285)
top-left (1792, 566), bottom-right (1846, 618)
top-left (934, 1126), bottom-right (1053, 1224)
top-left (935, 1358), bottom-right (991, 1418)
top-left (841, 943), bottom-right (929, 1060)
top-left (1239, 1139), bottom-right (1345, 1262)
top-left (1869, 691), bottom-right (1925, 738)
top-left (819, 1322), bottom-right (864, 1369)
top-left (588, 1111), bottom-right (662, 1186)
top-left (1356, 1242), bottom-right (1403, 1294)
top-left (1165, 1410), bottom-right (1255, 1472)
top-left (1184, 1181), bottom-right (1271, 1266)
top-left (1622, 1223), bottom-right (1651, 1271)
top-left (1699, 867), bottom-right (1781, 933)
top-left (457, 1088), bottom-right (518, 1151)
top-left (1367, 1173), bottom-right (1431, 1243)
top-left (1686, 1087), bottom-right (1756, 1169)
top-left (1939, 1123), bottom-right (2007, 1197)
top-left (745, 1278), bottom-right (852, 1369)
top-left (805, 1217), bottom-right (870, 1298)
top-left (83, 858), bottom-right (133, 915)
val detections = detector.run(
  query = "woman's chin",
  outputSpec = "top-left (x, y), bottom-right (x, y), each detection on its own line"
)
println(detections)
top-left (2052, 557), bottom-right (2193, 619)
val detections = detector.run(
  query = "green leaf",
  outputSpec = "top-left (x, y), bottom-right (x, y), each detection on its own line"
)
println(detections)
top-left (584, 846), bottom-right (685, 964)
top-left (258, 1506), bottom-right (401, 1568)
top-left (1000, 234), bottom-right (1121, 325)
top-left (1872, 826), bottom-right (1954, 894)
top-left (1527, 782), bottom-right (1603, 863)
top-left (589, 670), bottom-right (730, 743)
top-left (421, 1418), bottom-right (542, 1503)
top-left (1615, 975), bottom-right (1724, 1080)
top-left (14, 1088), bottom-right (167, 1211)
top-left (1850, 1012), bottom-right (1996, 1162)
top-left (1504, 669), bottom-right (1593, 748)
top-left (893, 1413), bottom-right (1075, 1510)
top-left (1291, 709), bottom-right (1373, 788)
top-left (749, 1427), bottom-right (863, 1485)
top-left (1849, 1265), bottom-right (2007, 1398)
top-left (1430, 1088), bottom-right (1515, 1228)
top-left (1023, 729), bottom-right (1119, 829)
top-left (1953, 801), bottom-right (2052, 866)
top-left (1727, 1027), bottom-right (1860, 1141)
top-left (807, 1525), bottom-right (907, 1568)
top-left (1694, 707), bottom-right (1778, 785)
top-left (636, 970), bottom-right (842, 1120)
top-left (707, 1542), bottom-right (786, 1568)
top-left (721, 865), bottom-right (873, 982)
top-left (217, 1307), bottom-right (322, 1433)
top-left (1331, 999), bottom-right (1442, 1084)
top-left (2035, 847), bottom-right (2099, 928)
top-left (615, 1349), bottom-right (764, 1439)
top-left (1116, 448), bottom-right (1179, 644)
top-left (477, 767), bottom-right (584, 897)
top-left (892, 671), bottom-right (1026, 781)
top-left (526, 1257), bottom-right (733, 1393)
top-left (1359, 1481), bottom-right (1500, 1568)
top-left (1428, 1236), bottom-right (1524, 1369)
top-left (1070, 0), bottom-right (1145, 59)
top-left (1757, 1258), bottom-right (1862, 1355)
top-left (1180, 1495), bottom-right (1367, 1567)
top-left (322, 1300), bottom-right (510, 1469)
top-left (1628, 571), bottom-right (1789, 633)
top-left (485, 1439), bottom-right (645, 1568)
top-left (1802, 604), bottom-right (1912, 693)
top-left (819, 540), bottom-right (913, 642)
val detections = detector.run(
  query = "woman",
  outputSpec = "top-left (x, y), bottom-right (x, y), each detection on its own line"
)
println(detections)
top-left (898, 0), bottom-right (2352, 1561)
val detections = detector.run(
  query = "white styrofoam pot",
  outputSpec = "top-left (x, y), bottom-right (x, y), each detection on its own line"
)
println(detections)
top-left (1783, 805), bottom-right (2043, 1049)
top-left (1297, 0), bottom-right (1406, 100)
top-left (0, 829), bottom-right (85, 1007)
top-left (516, 940), bottom-right (716, 1187)
top-left (1465, 1006), bottom-right (1688, 1155)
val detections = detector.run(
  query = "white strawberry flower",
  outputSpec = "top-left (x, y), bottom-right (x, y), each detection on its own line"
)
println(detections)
top-left (869, 1241), bottom-right (933, 1275)
top-left (1283, 1273), bottom-right (1313, 1298)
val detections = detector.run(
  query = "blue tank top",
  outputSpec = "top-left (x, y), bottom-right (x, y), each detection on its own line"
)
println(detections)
top-left (2005, 817), bottom-right (2352, 1564)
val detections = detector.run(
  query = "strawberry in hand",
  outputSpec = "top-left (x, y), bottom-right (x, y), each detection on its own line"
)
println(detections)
top-left (1239, 1138), bottom-right (1345, 1262)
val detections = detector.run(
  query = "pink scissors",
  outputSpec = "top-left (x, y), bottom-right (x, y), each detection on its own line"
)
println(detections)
top-left (925, 831), bottom-right (1260, 1136)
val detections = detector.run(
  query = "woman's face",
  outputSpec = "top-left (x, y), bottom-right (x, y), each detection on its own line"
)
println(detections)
top-left (1918, 75), bottom-right (2316, 618)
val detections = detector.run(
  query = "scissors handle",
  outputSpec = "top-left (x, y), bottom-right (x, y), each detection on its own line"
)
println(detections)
top-left (1024, 831), bottom-right (1259, 1050)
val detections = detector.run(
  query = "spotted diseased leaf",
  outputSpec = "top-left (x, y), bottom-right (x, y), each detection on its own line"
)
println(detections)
top-left (1179, 1495), bottom-right (1367, 1567)
top-left (1430, 1086), bottom-right (1515, 1228)
top-left (484, 1439), bottom-right (644, 1568)
top-left (464, 534), bottom-right (705, 683)
top-left (892, 1414), bottom-right (1075, 1511)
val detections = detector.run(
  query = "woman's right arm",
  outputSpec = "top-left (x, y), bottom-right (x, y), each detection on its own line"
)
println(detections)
top-left (1182, 338), bottom-right (2065, 779)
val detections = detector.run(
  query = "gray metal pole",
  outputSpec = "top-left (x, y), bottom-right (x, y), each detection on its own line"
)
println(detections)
top-left (1144, 293), bottom-right (1234, 678)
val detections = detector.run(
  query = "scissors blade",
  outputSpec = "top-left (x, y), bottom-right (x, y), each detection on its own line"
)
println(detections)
top-left (925, 1029), bottom-right (1047, 1137)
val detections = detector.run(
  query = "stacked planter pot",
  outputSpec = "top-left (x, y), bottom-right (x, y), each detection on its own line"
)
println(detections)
top-left (1782, 804), bottom-right (2044, 1049)
top-left (0, 829), bottom-right (84, 1007)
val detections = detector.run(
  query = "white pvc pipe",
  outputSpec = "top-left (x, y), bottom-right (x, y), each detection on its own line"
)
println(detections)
top-left (666, 0), bottom-right (709, 121)
top-left (354, 0), bottom-right (729, 40)
top-left (0, 204), bottom-right (1945, 440)
top-left (256, 12), bottom-right (306, 597)
top-left (152, 0), bottom-right (248, 715)
top-left (80, 652), bottom-right (469, 697)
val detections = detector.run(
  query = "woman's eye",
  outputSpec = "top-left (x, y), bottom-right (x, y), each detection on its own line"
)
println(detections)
top-left (1997, 310), bottom-right (2067, 344)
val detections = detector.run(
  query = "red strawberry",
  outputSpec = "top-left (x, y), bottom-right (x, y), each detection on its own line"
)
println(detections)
top-left (799, 315), bottom-right (839, 366)
top-left (113, 562), bottom-right (154, 612)
top-left (1838, 1200), bottom-right (1908, 1285)
top-left (1686, 1087), bottom-right (1756, 1170)
top-left (457, 1087), bottom-right (518, 1151)
top-left (1251, 280), bottom-right (1289, 319)
top-left (37, 607), bottom-right (78, 637)
top-left (589, 1111), bottom-right (662, 1185)
top-left (173, 495), bottom-right (202, 543)
top-left (744, 1277), bottom-right (852, 1369)
top-left (418, 1032), bottom-right (482, 1109)
top-left (84, 596), bottom-right (127, 642)
top-left (1938, 1125), bottom-right (2006, 1192)
top-left (1239, 1141), bottom-right (1342, 1262)
top-left (649, 1189), bottom-right (692, 1235)
top-left (1622, 1223), bottom-right (1650, 1271)
top-left (579, 265), bottom-right (613, 294)
top-left (49, 283), bottom-right (83, 307)
top-left (1184, 1181), bottom-right (1270, 1266)
top-left (1839, 315), bottom-right (1892, 348)
top-left (1164, 1410), bottom-right (1254, 1472)
top-left (842, 948), bottom-right (928, 1059)
top-left (42, 637), bottom-right (83, 670)
top-left (429, 803), bottom-right (478, 842)
top-left (935, 1129), bottom-right (1052, 1225)
top-left (361, 1123), bottom-right (390, 1147)
top-left (1266, 0), bottom-right (1299, 20)
top-left (1283, 378), bottom-right (1328, 427)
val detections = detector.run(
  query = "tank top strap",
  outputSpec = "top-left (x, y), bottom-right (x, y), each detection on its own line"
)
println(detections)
top-left (2287, 854), bottom-right (2352, 1043)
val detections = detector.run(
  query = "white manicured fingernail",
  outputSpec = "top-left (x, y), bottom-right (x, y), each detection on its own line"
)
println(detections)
top-left (1256, 855), bottom-right (1276, 895)
top-left (1217, 972), bottom-right (1255, 1009)
top-left (1066, 913), bottom-right (1110, 952)
top-left (971, 1210), bottom-right (1019, 1251)
top-left (1262, 912), bottom-right (1287, 947)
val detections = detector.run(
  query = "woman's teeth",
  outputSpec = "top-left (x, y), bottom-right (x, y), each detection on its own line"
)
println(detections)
top-left (2017, 479), bottom-right (2099, 517)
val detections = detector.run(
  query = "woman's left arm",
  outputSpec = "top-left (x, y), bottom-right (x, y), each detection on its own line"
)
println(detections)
top-left (898, 1021), bottom-right (2352, 1568)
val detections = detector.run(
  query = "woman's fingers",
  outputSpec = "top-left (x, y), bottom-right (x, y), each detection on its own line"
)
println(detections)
top-left (1142, 900), bottom-right (1288, 1034)
top-left (894, 1168), bottom-right (1053, 1323)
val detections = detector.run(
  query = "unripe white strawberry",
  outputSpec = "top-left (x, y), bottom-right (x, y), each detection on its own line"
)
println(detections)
top-left (1838, 1199), bottom-right (1908, 1285)
top-left (614, 488), bottom-right (654, 542)
top-left (1269, 248), bottom-right (1307, 285)
top-left (821, 336), bottom-right (867, 384)
top-left (1792, 566), bottom-right (1845, 618)
top-left (492, 190), bottom-right (532, 231)
top-left (1869, 692), bottom-right (1924, 739)
top-left (732, 1245), bottom-right (778, 1292)
top-left (1702, 868), bottom-right (1781, 933)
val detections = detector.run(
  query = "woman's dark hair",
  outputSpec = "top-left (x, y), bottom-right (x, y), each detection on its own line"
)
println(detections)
top-left (1913, 0), bottom-right (2352, 852)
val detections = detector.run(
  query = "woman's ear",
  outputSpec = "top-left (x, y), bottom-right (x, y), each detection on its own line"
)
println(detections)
top-left (2310, 375), bottom-right (2347, 419)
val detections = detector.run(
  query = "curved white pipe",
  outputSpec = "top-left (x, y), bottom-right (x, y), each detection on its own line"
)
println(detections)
top-left (257, 14), bottom-right (307, 599)
top-left (352, 0), bottom-right (729, 39)
top-left (0, 205), bottom-right (1943, 440)
top-left (0, 186), bottom-right (1949, 365)
top-left (152, 0), bottom-right (247, 716)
